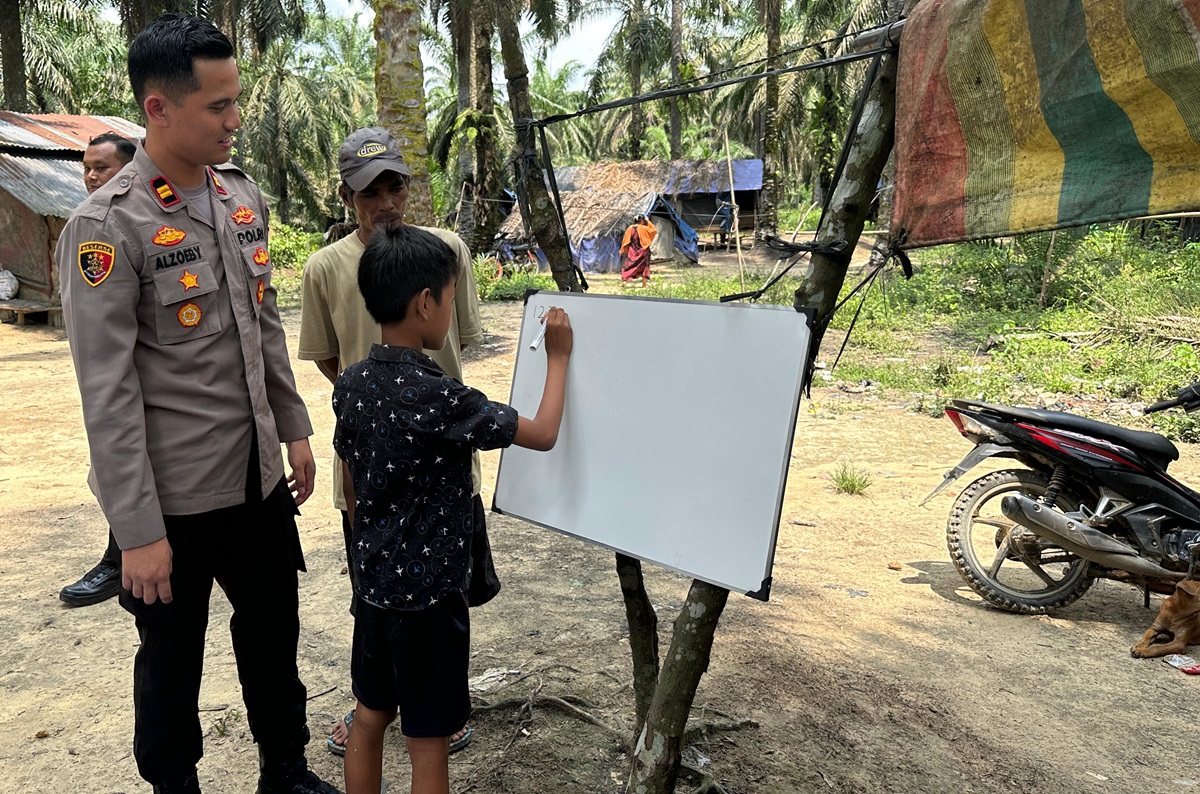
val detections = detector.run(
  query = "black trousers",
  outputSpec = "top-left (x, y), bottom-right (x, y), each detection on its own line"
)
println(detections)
top-left (101, 528), bottom-right (121, 567)
top-left (119, 477), bottom-right (309, 785)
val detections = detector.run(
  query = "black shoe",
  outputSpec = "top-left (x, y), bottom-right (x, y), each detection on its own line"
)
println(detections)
top-left (59, 560), bottom-right (121, 607)
top-left (257, 756), bottom-right (342, 794)
top-left (152, 772), bottom-right (201, 794)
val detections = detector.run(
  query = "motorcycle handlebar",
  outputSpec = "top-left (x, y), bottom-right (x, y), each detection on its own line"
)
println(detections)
top-left (1145, 383), bottom-right (1200, 414)
top-left (1145, 397), bottom-right (1184, 414)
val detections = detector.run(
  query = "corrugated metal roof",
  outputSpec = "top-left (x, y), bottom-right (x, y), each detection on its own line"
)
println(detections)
top-left (0, 153), bottom-right (87, 218)
top-left (0, 112), bottom-right (144, 152)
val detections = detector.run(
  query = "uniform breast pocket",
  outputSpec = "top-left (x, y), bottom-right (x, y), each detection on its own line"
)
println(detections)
top-left (242, 244), bottom-right (272, 317)
top-left (151, 261), bottom-right (223, 344)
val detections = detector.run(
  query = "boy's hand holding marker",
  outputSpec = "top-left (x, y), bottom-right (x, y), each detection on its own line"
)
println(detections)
top-left (514, 307), bottom-right (572, 451)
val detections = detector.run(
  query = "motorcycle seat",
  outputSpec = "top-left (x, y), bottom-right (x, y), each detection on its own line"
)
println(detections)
top-left (955, 401), bottom-right (1180, 469)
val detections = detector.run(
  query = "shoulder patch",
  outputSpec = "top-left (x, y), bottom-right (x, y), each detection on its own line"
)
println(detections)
top-left (207, 167), bottom-right (228, 196)
top-left (78, 242), bottom-right (116, 287)
top-left (150, 175), bottom-right (180, 208)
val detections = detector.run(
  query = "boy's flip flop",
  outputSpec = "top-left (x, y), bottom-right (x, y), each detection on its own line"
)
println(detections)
top-left (326, 711), bottom-right (354, 757)
top-left (326, 713), bottom-right (473, 756)
top-left (449, 725), bottom-right (473, 754)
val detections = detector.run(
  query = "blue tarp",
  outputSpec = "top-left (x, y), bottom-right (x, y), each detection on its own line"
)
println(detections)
top-left (497, 193), bottom-right (700, 275)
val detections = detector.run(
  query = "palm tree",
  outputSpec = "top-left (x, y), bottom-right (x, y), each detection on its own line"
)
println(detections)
top-left (0, 0), bottom-right (126, 114)
top-left (1, 0), bottom-right (27, 111)
top-left (587, 0), bottom-right (670, 160)
top-left (373, 0), bottom-right (436, 225)
top-left (240, 30), bottom-right (370, 226)
top-left (114, 0), bottom-right (310, 55)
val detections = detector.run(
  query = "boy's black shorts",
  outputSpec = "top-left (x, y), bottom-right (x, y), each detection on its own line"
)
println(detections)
top-left (351, 591), bottom-right (470, 738)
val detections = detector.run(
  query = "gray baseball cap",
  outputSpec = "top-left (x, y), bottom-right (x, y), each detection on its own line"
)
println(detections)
top-left (338, 127), bottom-right (411, 191)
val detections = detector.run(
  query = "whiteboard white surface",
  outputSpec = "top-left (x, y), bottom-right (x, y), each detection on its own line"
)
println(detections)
top-left (493, 291), bottom-right (811, 599)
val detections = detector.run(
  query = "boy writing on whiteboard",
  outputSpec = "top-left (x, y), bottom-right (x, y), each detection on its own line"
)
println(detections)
top-left (332, 224), bottom-right (572, 794)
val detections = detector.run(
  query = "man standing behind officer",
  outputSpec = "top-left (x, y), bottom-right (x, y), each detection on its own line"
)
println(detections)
top-left (57, 14), bottom-right (339, 794)
top-left (298, 128), bottom-right (488, 757)
top-left (58, 132), bottom-right (137, 608)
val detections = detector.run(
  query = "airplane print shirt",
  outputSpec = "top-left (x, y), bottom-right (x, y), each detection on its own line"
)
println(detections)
top-left (333, 344), bottom-right (518, 611)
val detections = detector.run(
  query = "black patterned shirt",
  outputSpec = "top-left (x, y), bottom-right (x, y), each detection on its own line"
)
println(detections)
top-left (333, 344), bottom-right (518, 611)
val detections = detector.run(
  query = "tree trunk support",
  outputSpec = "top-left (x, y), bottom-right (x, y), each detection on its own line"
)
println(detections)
top-left (615, 553), bottom-right (659, 735)
top-left (625, 580), bottom-right (730, 793)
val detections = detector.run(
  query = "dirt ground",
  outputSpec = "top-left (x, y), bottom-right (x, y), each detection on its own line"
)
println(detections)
top-left (3, 276), bottom-right (1200, 794)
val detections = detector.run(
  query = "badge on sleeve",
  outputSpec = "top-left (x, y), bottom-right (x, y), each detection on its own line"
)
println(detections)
top-left (78, 242), bottom-right (115, 287)
top-left (257, 279), bottom-right (265, 304)
top-left (231, 206), bottom-right (256, 225)
top-left (153, 226), bottom-right (186, 246)
top-left (253, 247), bottom-right (269, 265)
top-left (177, 302), bottom-right (202, 327)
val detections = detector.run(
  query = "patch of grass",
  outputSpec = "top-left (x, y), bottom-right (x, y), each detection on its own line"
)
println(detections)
top-left (830, 461), bottom-right (872, 495)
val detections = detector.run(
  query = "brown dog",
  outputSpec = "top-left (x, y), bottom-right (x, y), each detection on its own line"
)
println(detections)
top-left (1131, 580), bottom-right (1200, 658)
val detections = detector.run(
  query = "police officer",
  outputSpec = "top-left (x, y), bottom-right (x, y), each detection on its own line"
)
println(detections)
top-left (57, 15), bottom-right (339, 794)
top-left (58, 132), bottom-right (138, 608)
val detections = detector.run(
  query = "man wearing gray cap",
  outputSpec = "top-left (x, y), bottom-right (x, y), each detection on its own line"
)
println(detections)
top-left (298, 127), bottom-right (489, 757)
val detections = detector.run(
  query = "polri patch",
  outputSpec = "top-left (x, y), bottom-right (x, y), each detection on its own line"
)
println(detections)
top-left (152, 225), bottom-right (186, 246)
top-left (78, 242), bottom-right (115, 287)
top-left (231, 206), bottom-right (256, 225)
top-left (150, 176), bottom-right (180, 207)
top-left (253, 247), bottom-right (269, 265)
top-left (177, 302), bottom-right (202, 327)
top-left (179, 270), bottom-right (200, 291)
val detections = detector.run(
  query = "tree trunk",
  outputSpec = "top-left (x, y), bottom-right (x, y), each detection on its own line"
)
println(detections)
top-left (118, 0), bottom-right (193, 43)
top-left (794, 4), bottom-right (909, 352)
top-left (757, 0), bottom-right (780, 239)
top-left (0, 0), bottom-right (27, 113)
top-left (471, 0), bottom-right (502, 255)
top-left (626, 0), bottom-right (645, 161)
top-left (451, 0), bottom-right (475, 247)
top-left (625, 580), bottom-right (729, 793)
top-left (494, 0), bottom-right (578, 291)
top-left (277, 165), bottom-right (290, 225)
top-left (668, 0), bottom-right (683, 160)
top-left (373, 0), bottom-right (435, 226)
top-left (615, 553), bottom-right (659, 734)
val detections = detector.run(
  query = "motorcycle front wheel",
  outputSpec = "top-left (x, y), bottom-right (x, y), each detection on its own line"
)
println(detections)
top-left (946, 468), bottom-right (1093, 614)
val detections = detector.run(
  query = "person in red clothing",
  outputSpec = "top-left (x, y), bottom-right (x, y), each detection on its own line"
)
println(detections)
top-left (620, 214), bottom-right (656, 286)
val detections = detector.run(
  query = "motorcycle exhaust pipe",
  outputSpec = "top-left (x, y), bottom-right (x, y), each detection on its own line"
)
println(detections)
top-left (999, 494), bottom-right (1183, 581)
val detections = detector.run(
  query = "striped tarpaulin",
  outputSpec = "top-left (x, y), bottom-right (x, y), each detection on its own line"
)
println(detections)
top-left (891, 0), bottom-right (1200, 249)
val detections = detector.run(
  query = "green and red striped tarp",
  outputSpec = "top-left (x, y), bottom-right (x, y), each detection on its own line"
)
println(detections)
top-left (891, 0), bottom-right (1200, 249)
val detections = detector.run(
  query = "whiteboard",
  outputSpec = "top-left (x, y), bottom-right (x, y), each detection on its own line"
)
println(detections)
top-left (493, 291), bottom-right (812, 599)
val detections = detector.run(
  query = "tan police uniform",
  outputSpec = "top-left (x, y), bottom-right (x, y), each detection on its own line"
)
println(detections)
top-left (58, 142), bottom-right (321, 785)
top-left (59, 143), bottom-right (313, 550)
top-left (298, 225), bottom-right (483, 510)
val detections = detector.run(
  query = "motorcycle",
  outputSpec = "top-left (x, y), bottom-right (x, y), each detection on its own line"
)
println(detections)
top-left (923, 384), bottom-right (1200, 614)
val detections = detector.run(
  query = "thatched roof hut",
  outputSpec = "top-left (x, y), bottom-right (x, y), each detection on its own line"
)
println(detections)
top-left (495, 158), bottom-right (762, 273)
top-left (498, 187), bottom-right (698, 274)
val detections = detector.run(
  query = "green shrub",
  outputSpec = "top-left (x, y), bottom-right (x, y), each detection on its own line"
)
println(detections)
top-left (269, 223), bottom-right (323, 270)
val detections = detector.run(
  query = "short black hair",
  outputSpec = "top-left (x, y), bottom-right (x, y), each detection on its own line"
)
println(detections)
top-left (87, 132), bottom-right (136, 164)
top-left (358, 225), bottom-right (459, 325)
top-left (128, 13), bottom-right (234, 107)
